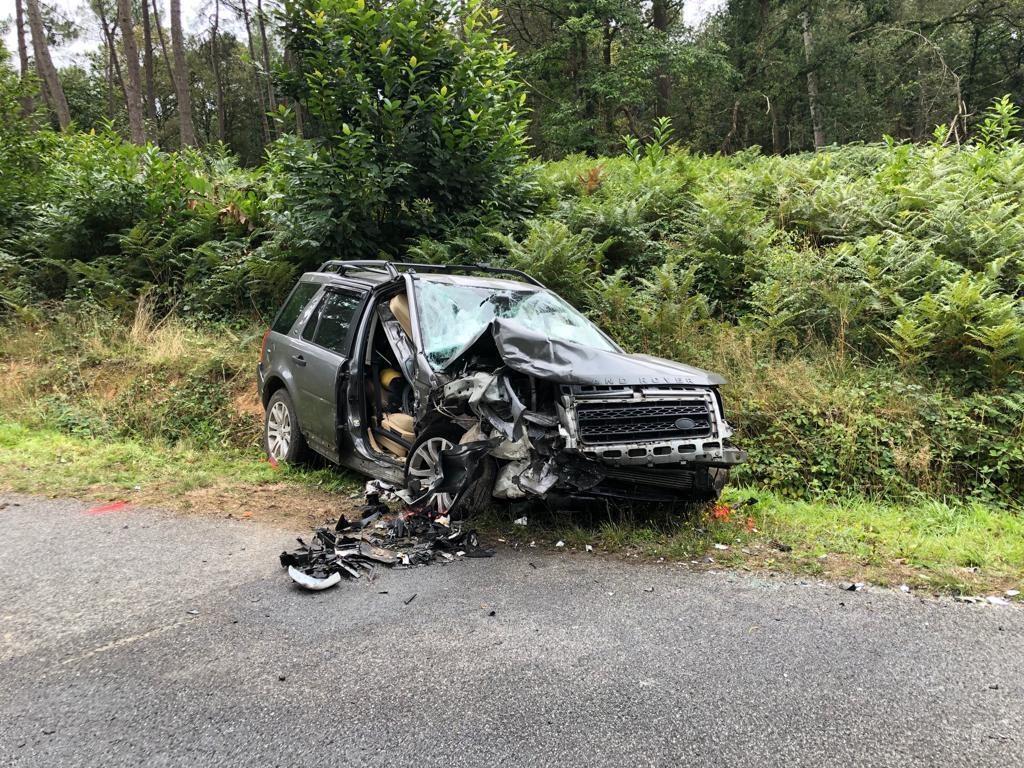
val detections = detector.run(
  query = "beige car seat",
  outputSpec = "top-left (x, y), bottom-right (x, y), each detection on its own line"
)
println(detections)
top-left (378, 412), bottom-right (415, 458)
top-left (389, 293), bottom-right (413, 337)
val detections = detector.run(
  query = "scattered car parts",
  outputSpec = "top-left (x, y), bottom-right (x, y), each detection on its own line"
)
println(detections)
top-left (280, 485), bottom-right (494, 591)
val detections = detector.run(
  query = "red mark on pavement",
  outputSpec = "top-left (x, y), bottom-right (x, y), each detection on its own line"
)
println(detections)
top-left (86, 501), bottom-right (131, 516)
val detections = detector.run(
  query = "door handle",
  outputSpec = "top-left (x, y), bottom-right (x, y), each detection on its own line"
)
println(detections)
top-left (292, 354), bottom-right (307, 367)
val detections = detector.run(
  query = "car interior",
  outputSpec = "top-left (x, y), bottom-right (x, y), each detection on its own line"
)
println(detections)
top-left (363, 290), bottom-right (418, 460)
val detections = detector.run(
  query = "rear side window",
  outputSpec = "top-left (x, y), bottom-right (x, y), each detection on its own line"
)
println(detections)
top-left (272, 282), bottom-right (320, 334)
top-left (302, 291), bottom-right (363, 354)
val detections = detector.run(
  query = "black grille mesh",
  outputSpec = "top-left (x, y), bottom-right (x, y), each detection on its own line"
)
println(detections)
top-left (576, 399), bottom-right (713, 444)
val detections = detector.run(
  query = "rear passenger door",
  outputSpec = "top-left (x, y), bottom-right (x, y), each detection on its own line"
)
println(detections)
top-left (290, 288), bottom-right (366, 461)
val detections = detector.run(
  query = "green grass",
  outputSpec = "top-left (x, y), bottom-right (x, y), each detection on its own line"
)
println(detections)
top-left (1, 419), bottom-right (1020, 596)
top-left (0, 421), bottom-right (357, 501)
top-left (479, 486), bottom-right (1024, 596)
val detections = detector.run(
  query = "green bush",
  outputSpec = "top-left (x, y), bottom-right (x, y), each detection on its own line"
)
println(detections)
top-left (273, 0), bottom-right (532, 260)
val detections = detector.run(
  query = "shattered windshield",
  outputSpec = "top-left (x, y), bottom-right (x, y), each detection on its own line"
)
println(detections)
top-left (415, 280), bottom-right (618, 368)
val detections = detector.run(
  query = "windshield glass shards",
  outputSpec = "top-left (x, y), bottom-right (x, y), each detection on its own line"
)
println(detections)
top-left (415, 280), bottom-right (618, 368)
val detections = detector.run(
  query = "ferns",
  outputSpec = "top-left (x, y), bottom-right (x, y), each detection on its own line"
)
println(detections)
top-left (5, 103), bottom-right (1024, 395)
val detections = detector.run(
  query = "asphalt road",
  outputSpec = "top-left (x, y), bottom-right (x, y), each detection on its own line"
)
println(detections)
top-left (1, 494), bottom-right (1022, 767)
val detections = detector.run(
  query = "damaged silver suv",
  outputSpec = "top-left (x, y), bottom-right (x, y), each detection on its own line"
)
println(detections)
top-left (257, 260), bottom-right (746, 514)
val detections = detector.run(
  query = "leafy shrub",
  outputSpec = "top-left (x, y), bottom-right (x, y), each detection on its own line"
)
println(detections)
top-left (274, 0), bottom-right (532, 260)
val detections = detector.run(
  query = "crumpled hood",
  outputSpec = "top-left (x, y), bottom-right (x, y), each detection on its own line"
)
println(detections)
top-left (486, 318), bottom-right (725, 387)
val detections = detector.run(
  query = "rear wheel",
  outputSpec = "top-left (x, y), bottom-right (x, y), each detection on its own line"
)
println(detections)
top-left (405, 425), bottom-right (495, 519)
top-left (264, 389), bottom-right (309, 465)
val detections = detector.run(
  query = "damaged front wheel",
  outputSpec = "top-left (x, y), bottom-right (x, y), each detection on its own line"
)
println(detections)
top-left (405, 426), bottom-right (495, 519)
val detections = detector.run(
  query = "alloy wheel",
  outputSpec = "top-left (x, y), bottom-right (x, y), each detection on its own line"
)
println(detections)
top-left (408, 436), bottom-right (456, 515)
top-left (266, 400), bottom-right (292, 461)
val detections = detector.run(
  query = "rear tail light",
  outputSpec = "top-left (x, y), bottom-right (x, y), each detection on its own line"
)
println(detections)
top-left (260, 328), bottom-right (271, 363)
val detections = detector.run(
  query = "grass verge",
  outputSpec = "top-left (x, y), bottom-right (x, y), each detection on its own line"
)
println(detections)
top-left (2, 420), bottom-right (1020, 598)
top-left (0, 421), bottom-right (362, 528)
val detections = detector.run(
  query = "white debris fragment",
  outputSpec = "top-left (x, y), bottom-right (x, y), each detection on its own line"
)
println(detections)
top-left (713, 543), bottom-right (729, 551)
top-left (287, 567), bottom-right (342, 591)
top-left (1006, 589), bottom-right (1020, 597)
top-left (986, 596), bottom-right (1011, 606)
top-left (899, 584), bottom-right (911, 593)
top-left (513, 516), bottom-right (528, 527)
top-left (585, 544), bottom-right (594, 552)
top-left (555, 540), bottom-right (565, 548)
top-left (529, 540), bottom-right (536, 548)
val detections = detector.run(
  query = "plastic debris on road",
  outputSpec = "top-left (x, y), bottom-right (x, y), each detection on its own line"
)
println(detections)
top-left (280, 484), bottom-right (494, 591)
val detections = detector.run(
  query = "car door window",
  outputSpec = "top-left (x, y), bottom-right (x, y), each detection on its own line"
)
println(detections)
top-left (272, 281), bottom-right (321, 334)
top-left (303, 291), bottom-right (363, 354)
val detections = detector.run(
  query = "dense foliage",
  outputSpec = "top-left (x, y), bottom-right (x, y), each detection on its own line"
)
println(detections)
top-left (4, 101), bottom-right (1024, 504)
top-left (500, 0), bottom-right (1024, 157)
top-left (3, 4), bottom-right (1024, 508)
top-left (14, 1), bottom-right (1024, 160)
top-left (271, 0), bottom-right (531, 260)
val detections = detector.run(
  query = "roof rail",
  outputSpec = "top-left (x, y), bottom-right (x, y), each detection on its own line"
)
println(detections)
top-left (317, 259), bottom-right (545, 288)
top-left (319, 260), bottom-right (400, 278)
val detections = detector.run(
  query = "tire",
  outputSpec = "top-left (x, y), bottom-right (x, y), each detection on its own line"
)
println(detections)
top-left (405, 424), bottom-right (495, 519)
top-left (264, 389), bottom-right (309, 465)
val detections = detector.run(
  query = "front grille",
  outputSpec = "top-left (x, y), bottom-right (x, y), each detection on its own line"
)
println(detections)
top-left (575, 399), bottom-right (713, 444)
top-left (602, 467), bottom-right (699, 490)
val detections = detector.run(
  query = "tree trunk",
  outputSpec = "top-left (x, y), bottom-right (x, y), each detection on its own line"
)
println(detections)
top-left (97, 1), bottom-right (128, 112)
top-left (255, 0), bottom-right (278, 115)
top-left (210, 0), bottom-right (226, 142)
top-left (105, 36), bottom-right (115, 118)
top-left (282, 43), bottom-right (304, 137)
top-left (239, 0), bottom-right (271, 144)
top-left (149, 0), bottom-right (178, 87)
top-left (14, 0), bottom-right (34, 116)
top-left (652, 0), bottom-right (672, 118)
top-left (170, 0), bottom-right (197, 146)
top-left (768, 95), bottom-right (782, 154)
top-left (26, 0), bottom-right (71, 129)
top-left (117, 0), bottom-right (147, 143)
top-left (141, 0), bottom-right (157, 122)
top-left (800, 11), bottom-right (825, 150)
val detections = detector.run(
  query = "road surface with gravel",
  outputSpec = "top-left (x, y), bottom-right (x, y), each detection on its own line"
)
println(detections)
top-left (1, 493), bottom-right (1021, 767)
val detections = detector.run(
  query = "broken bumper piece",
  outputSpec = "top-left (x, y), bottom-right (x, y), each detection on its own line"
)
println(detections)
top-left (280, 492), bottom-right (494, 591)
